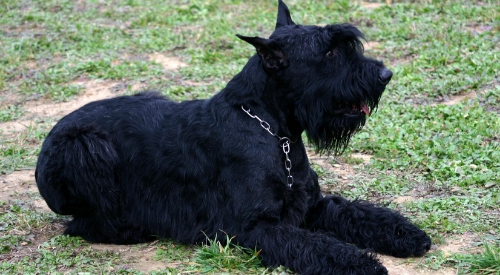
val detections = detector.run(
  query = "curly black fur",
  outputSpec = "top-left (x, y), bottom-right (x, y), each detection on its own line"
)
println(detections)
top-left (36, 1), bottom-right (431, 274)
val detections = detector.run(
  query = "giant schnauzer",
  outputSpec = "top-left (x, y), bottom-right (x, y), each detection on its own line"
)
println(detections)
top-left (36, 1), bottom-right (431, 274)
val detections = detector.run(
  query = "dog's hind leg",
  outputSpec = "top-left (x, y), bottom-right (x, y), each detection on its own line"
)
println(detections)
top-left (64, 215), bottom-right (155, 244)
top-left (36, 123), bottom-right (119, 216)
top-left (36, 123), bottom-right (124, 239)
top-left (305, 195), bottom-right (432, 258)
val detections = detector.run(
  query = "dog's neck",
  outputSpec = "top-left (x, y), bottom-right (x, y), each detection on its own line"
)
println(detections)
top-left (241, 105), bottom-right (294, 188)
top-left (222, 55), bottom-right (303, 140)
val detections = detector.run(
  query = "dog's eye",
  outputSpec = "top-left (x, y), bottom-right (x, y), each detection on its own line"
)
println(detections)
top-left (326, 50), bottom-right (335, 58)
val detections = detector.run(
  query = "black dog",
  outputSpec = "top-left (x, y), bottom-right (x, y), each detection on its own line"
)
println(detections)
top-left (36, 1), bottom-right (431, 274)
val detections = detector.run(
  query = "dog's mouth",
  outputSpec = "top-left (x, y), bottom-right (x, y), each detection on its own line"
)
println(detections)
top-left (334, 102), bottom-right (371, 117)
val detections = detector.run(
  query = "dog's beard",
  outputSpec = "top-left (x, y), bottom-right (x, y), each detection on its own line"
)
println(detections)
top-left (304, 114), bottom-right (367, 155)
top-left (294, 82), bottom-right (382, 155)
top-left (295, 91), bottom-right (374, 155)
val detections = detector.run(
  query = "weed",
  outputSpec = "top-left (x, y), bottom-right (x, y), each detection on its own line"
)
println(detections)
top-left (154, 240), bottom-right (193, 262)
top-left (0, 122), bottom-right (49, 174)
top-left (344, 155), bottom-right (365, 165)
top-left (0, 235), bottom-right (125, 274)
top-left (0, 201), bottom-right (60, 255)
top-left (195, 234), bottom-right (262, 273)
top-left (454, 241), bottom-right (500, 275)
top-left (0, 105), bottom-right (24, 122)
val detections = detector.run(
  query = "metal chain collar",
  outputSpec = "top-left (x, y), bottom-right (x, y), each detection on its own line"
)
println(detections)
top-left (241, 106), bottom-right (294, 188)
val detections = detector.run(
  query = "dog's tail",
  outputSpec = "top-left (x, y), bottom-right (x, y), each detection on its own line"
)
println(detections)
top-left (35, 122), bottom-right (120, 217)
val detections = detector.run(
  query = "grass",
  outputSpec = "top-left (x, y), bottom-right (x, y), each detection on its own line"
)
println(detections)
top-left (455, 241), bottom-right (500, 275)
top-left (1, 235), bottom-right (127, 274)
top-left (194, 234), bottom-right (263, 273)
top-left (422, 240), bottom-right (500, 275)
top-left (0, 104), bottom-right (24, 122)
top-left (0, 120), bottom-right (49, 174)
top-left (0, 0), bottom-right (499, 274)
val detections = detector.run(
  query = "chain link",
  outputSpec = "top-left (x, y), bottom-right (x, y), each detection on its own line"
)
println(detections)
top-left (241, 106), bottom-right (294, 188)
top-left (280, 138), bottom-right (294, 188)
top-left (241, 106), bottom-right (277, 137)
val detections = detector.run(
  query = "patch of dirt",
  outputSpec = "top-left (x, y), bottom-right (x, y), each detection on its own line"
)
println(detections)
top-left (308, 151), bottom-right (373, 189)
top-left (0, 80), bottom-right (137, 137)
top-left (308, 151), bottom-right (354, 188)
top-left (379, 255), bottom-right (455, 275)
top-left (379, 233), bottom-right (480, 275)
top-left (25, 60), bottom-right (38, 69)
top-left (0, 121), bottom-right (30, 136)
top-left (364, 41), bottom-right (382, 51)
top-left (181, 79), bottom-right (213, 87)
top-left (0, 221), bottom-right (66, 263)
top-left (360, 1), bottom-right (385, 9)
top-left (431, 77), bottom-right (499, 109)
top-left (24, 81), bottom-right (119, 118)
top-left (465, 24), bottom-right (494, 35)
top-left (0, 91), bottom-right (24, 108)
top-left (393, 196), bottom-right (418, 204)
top-left (432, 91), bottom-right (478, 106)
top-left (91, 242), bottom-right (175, 272)
top-left (148, 53), bottom-right (187, 71)
top-left (351, 152), bottom-right (373, 164)
top-left (0, 170), bottom-right (50, 211)
top-left (383, 231), bottom-right (485, 275)
top-left (438, 232), bottom-right (483, 255)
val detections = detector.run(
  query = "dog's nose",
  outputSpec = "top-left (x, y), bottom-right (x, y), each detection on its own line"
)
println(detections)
top-left (378, 68), bottom-right (393, 85)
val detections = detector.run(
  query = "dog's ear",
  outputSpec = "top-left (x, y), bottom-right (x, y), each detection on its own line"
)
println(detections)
top-left (275, 0), bottom-right (295, 29)
top-left (236, 34), bottom-right (288, 72)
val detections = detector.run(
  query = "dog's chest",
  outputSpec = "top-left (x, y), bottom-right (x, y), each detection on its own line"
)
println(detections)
top-left (272, 146), bottom-right (316, 225)
top-left (277, 183), bottom-right (310, 225)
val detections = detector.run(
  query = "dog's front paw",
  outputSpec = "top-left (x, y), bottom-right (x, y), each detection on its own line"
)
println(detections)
top-left (333, 251), bottom-right (388, 275)
top-left (355, 253), bottom-right (388, 275)
top-left (388, 222), bottom-right (432, 257)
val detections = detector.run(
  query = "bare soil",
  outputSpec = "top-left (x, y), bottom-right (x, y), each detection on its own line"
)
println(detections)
top-left (0, 55), bottom-right (475, 274)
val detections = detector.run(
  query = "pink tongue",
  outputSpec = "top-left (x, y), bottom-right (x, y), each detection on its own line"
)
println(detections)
top-left (360, 103), bottom-right (370, 115)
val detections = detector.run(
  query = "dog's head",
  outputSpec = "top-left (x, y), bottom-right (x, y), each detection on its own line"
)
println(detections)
top-left (237, 0), bottom-right (391, 154)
